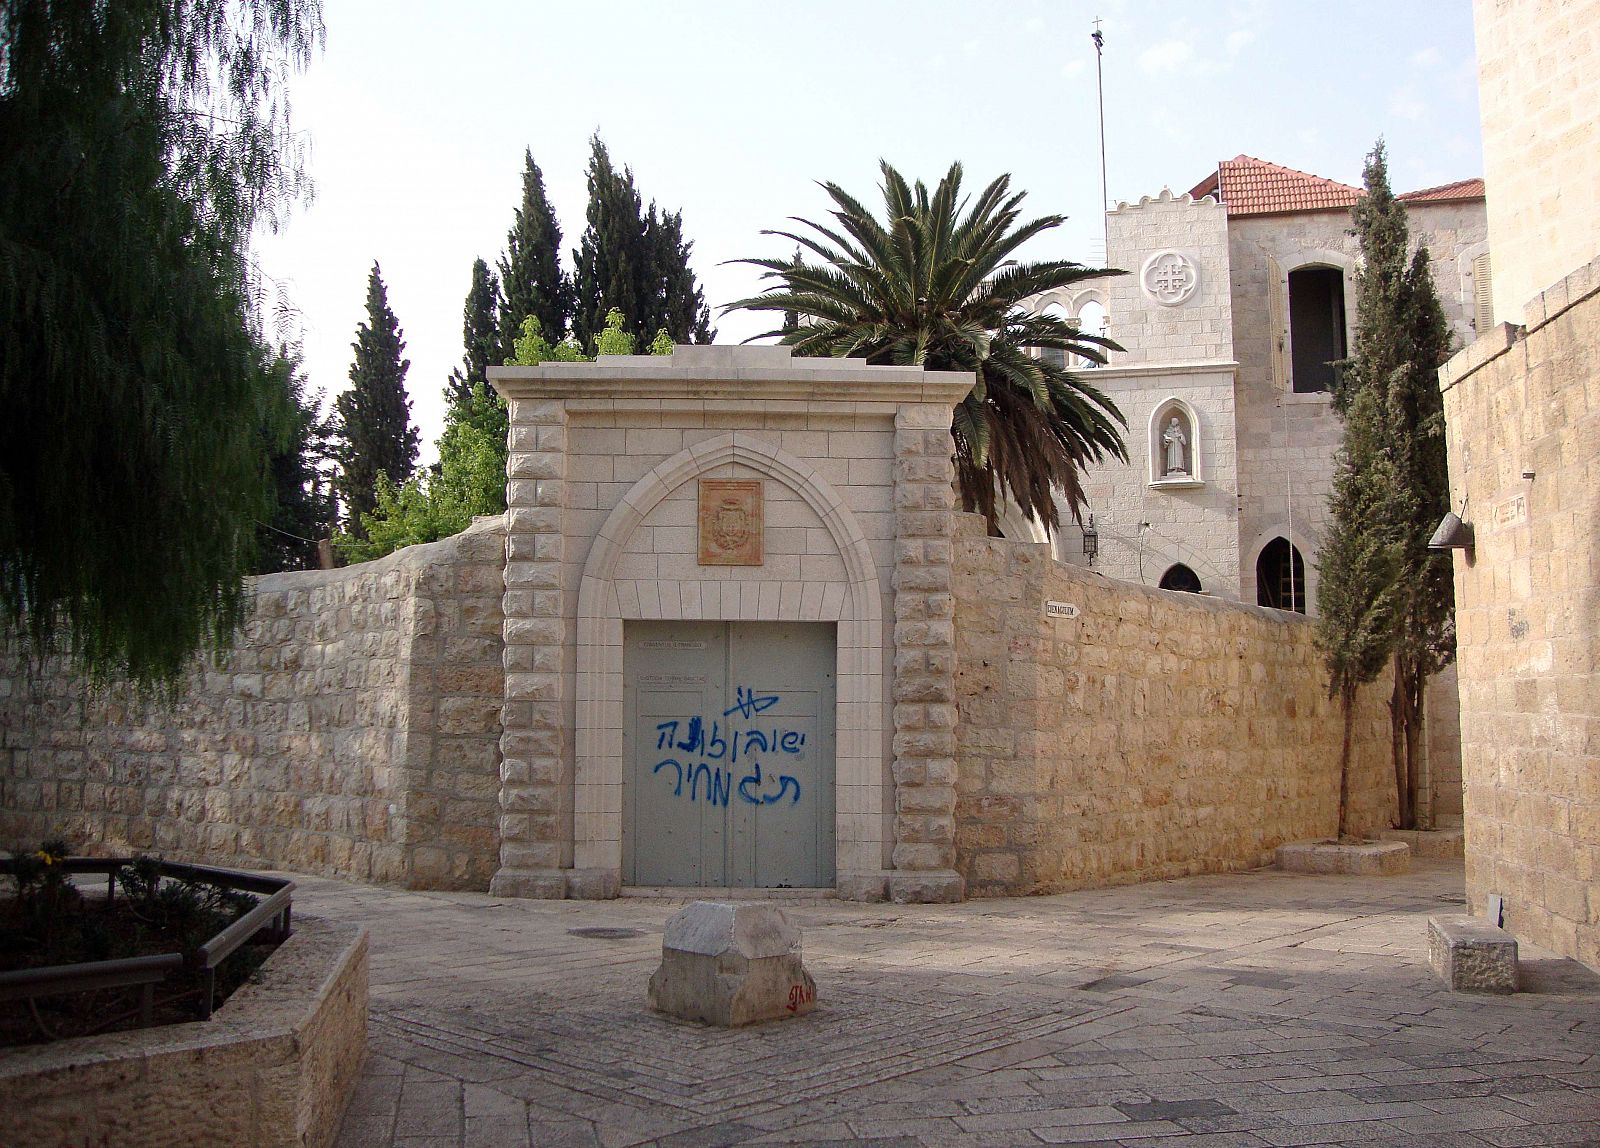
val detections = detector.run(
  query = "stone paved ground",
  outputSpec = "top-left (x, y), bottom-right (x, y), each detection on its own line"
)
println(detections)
top-left (297, 860), bottom-right (1600, 1148)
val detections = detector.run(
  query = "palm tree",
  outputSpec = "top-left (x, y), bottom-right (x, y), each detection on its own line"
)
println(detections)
top-left (727, 161), bottom-right (1128, 533)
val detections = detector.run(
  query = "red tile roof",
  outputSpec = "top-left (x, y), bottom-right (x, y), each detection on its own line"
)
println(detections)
top-left (1187, 156), bottom-right (1484, 217)
top-left (1398, 177), bottom-right (1486, 203)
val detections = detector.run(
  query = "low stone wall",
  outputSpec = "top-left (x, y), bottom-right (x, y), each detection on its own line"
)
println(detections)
top-left (0, 518), bottom-right (505, 890)
top-left (0, 918), bottom-right (368, 1148)
top-left (952, 519), bottom-right (1395, 896)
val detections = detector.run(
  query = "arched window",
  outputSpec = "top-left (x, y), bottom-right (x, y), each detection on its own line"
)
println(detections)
top-left (1288, 266), bottom-right (1346, 393)
top-left (1074, 299), bottom-right (1107, 368)
top-left (1159, 564), bottom-right (1202, 593)
top-left (1256, 537), bottom-right (1307, 613)
top-left (1038, 302), bottom-right (1068, 369)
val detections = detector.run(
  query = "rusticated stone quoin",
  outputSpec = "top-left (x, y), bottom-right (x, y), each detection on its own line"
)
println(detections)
top-left (491, 398), bottom-right (571, 899)
top-left (888, 403), bottom-right (964, 904)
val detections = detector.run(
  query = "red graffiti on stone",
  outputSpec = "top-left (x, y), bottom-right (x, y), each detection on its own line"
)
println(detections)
top-left (786, 982), bottom-right (815, 1012)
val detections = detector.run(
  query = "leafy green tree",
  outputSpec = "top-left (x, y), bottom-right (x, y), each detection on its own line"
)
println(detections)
top-left (334, 262), bottom-right (419, 536)
top-left (255, 348), bottom-right (336, 573)
top-left (1316, 140), bottom-right (1455, 831)
top-left (729, 160), bottom-right (1127, 532)
top-left (498, 151), bottom-right (572, 358)
top-left (572, 135), bottom-right (714, 352)
top-left (0, 0), bottom-right (322, 687)
top-left (338, 311), bottom-right (667, 563)
top-left (447, 258), bottom-right (504, 410)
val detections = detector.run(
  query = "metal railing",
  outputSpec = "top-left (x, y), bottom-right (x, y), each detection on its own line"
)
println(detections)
top-left (0, 856), bottom-right (294, 1028)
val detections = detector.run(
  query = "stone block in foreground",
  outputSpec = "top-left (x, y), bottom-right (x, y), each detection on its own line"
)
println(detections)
top-left (1276, 839), bottom-right (1411, 875)
top-left (1429, 914), bottom-right (1518, 993)
top-left (648, 902), bottom-right (816, 1026)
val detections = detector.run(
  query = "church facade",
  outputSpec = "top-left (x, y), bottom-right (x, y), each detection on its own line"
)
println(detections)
top-left (1016, 156), bottom-right (1489, 826)
top-left (1023, 155), bottom-right (1489, 610)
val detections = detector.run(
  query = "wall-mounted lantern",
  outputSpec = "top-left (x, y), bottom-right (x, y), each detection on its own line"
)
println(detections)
top-left (1082, 514), bottom-right (1100, 565)
top-left (1427, 511), bottom-right (1474, 555)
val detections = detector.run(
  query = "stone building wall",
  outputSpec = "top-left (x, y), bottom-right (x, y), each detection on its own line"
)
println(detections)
top-left (0, 518), bottom-right (505, 890)
top-left (1061, 363), bottom-right (1241, 597)
top-left (952, 518), bottom-right (1396, 896)
top-left (1474, 0), bottom-right (1600, 323)
top-left (1228, 199), bottom-right (1489, 606)
top-left (1438, 254), bottom-right (1600, 967)
top-left (1103, 189), bottom-right (1234, 365)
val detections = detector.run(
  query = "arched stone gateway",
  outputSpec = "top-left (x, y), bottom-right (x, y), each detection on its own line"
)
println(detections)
top-left (487, 345), bottom-right (974, 903)
top-left (572, 433), bottom-right (882, 895)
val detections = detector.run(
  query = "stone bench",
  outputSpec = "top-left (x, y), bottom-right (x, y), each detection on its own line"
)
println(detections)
top-left (1429, 914), bottom-right (1518, 993)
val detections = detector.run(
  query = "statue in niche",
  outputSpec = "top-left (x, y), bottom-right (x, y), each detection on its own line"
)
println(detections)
top-left (1162, 415), bottom-right (1189, 476)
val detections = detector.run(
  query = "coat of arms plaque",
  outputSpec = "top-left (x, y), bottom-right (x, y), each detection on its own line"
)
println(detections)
top-left (697, 479), bottom-right (763, 565)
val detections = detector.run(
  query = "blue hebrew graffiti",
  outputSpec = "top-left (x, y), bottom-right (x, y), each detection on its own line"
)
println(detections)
top-left (736, 762), bottom-right (802, 806)
top-left (652, 686), bottom-right (807, 808)
top-left (652, 758), bottom-right (683, 795)
top-left (723, 687), bottom-right (780, 720)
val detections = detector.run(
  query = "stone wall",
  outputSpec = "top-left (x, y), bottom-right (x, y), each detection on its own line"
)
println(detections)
top-left (1104, 188), bottom-right (1234, 365)
top-left (952, 519), bottom-right (1395, 896)
top-left (0, 518), bottom-right (505, 890)
top-left (1439, 254), bottom-right (1600, 967)
top-left (1475, 0), bottom-right (1600, 322)
top-left (1059, 362), bottom-right (1242, 597)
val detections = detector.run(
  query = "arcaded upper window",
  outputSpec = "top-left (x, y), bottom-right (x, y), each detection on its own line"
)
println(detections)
top-left (1288, 266), bottom-right (1346, 393)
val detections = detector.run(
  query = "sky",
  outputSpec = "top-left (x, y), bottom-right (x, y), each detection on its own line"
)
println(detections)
top-left (253, 1), bottom-right (1483, 463)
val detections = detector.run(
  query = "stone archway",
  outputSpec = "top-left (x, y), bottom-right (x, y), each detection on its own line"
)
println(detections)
top-left (570, 432), bottom-right (885, 895)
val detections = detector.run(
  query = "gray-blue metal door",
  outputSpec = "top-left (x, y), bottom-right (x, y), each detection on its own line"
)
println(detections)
top-left (624, 621), bottom-right (836, 888)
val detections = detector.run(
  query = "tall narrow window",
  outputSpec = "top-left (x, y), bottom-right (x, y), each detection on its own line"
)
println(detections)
top-left (1038, 302), bottom-right (1068, 369)
top-left (1288, 267), bottom-right (1346, 393)
top-left (1256, 537), bottom-right (1307, 613)
top-left (1074, 300), bottom-right (1107, 368)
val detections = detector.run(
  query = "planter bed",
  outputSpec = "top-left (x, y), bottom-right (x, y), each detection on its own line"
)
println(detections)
top-left (0, 916), bottom-right (368, 1148)
top-left (1, 856), bottom-right (293, 1044)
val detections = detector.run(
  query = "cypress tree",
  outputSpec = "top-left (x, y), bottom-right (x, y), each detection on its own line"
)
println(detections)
top-left (447, 258), bottom-right (503, 411)
top-left (1316, 140), bottom-right (1455, 832)
top-left (335, 263), bottom-right (419, 536)
top-left (649, 207), bottom-right (715, 344)
top-left (573, 135), bottom-right (714, 351)
top-left (497, 151), bottom-right (572, 357)
top-left (0, 0), bottom-right (322, 687)
top-left (573, 136), bottom-right (647, 352)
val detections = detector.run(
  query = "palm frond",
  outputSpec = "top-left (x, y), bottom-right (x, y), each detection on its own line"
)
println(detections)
top-left (727, 159), bottom-right (1129, 534)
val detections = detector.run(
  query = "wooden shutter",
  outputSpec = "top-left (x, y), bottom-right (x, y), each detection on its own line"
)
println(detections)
top-left (1472, 252), bottom-right (1495, 331)
top-left (1267, 255), bottom-right (1288, 391)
